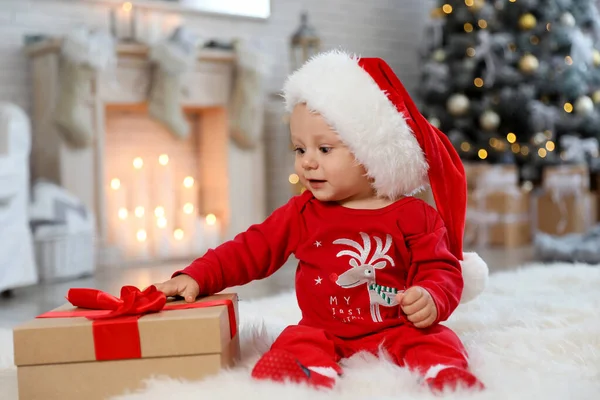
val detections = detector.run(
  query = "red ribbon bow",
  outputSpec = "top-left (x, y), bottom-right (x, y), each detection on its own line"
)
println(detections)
top-left (37, 285), bottom-right (237, 361)
top-left (64, 285), bottom-right (167, 320)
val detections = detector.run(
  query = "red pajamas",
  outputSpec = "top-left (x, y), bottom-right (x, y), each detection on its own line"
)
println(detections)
top-left (176, 192), bottom-right (482, 389)
top-left (265, 323), bottom-right (468, 376)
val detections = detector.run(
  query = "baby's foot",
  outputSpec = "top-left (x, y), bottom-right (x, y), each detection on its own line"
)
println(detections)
top-left (425, 367), bottom-right (485, 393)
top-left (251, 349), bottom-right (336, 389)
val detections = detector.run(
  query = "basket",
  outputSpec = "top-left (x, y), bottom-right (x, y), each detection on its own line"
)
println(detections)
top-left (34, 230), bottom-right (95, 282)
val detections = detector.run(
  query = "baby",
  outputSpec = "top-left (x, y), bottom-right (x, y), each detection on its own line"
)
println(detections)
top-left (155, 51), bottom-right (488, 392)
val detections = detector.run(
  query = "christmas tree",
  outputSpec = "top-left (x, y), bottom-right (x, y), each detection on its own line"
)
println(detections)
top-left (419, 0), bottom-right (600, 182)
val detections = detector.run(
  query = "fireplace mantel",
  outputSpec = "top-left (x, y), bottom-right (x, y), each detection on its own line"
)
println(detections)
top-left (25, 37), bottom-right (236, 62)
top-left (25, 37), bottom-right (265, 268)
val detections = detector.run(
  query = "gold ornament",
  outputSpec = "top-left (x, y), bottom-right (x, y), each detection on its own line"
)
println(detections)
top-left (593, 50), bottom-right (600, 67)
top-left (519, 13), bottom-right (537, 30)
top-left (592, 90), bottom-right (600, 104)
top-left (519, 54), bottom-right (539, 74)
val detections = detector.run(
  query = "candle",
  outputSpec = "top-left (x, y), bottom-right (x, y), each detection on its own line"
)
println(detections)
top-left (107, 177), bottom-right (126, 243)
top-left (203, 213), bottom-right (221, 250)
top-left (112, 2), bottom-right (135, 40)
top-left (192, 216), bottom-right (206, 255)
top-left (130, 157), bottom-right (150, 261)
top-left (152, 208), bottom-right (171, 259)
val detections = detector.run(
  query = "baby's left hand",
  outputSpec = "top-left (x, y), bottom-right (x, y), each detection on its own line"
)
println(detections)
top-left (396, 286), bottom-right (438, 328)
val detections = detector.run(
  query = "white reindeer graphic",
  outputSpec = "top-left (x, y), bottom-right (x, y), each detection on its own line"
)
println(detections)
top-left (333, 232), bottom-right (401, 322)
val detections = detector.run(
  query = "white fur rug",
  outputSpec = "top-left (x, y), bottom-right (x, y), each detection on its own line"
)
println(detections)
top-left (1, 263), bottom-right (600, 400)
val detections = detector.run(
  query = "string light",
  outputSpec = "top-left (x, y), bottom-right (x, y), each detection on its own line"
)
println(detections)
top-left (133, 157), bottom-right (143, 169)
top-left (460, 142), bottom-right (471, 152)
top-left (157, 217), bottom-right (167, 228)
top-left (474, 77), bottom-right (484, 87)
top-left (206, 213), bottom-right (217, 226)
top-left (118, 208), bottom-right (128, 220)
top-left (511, 143), bottom-right (521, 153)
top-left (478, 149), bottom-right (488, 159)
top-left (135, 206), bottom-right (144, 218)
top-left (464, 23), bottom-right (474, 32)
top-left (478, 20), bottom-right (488, 29)
top-left (442, 4), bottom-right (453, 14)
top-left (507, 133), bottom-right (517, 143)
top-left (564, 102), bottom-right (573, 113)
top-left (122, 2), bottom-right (132, 12)
top-left (565, 56), bottom-right (573, 65)
top-left (136, 229), bottom-right (147, 242)
top-left (183, 176), bottom-right (194, 188)
top-left (158, 154), bottom-right (169, 166)
top-left (538, 148), bottom-right (547, 158)
top-left (173, 229), bottom-right (184, 240)
top-left (521, 146), bottom-right (529, 156)
top-left (466, 47), bottom-right (476, 57)
top-left (154, 206), bottom-right (165, 218)
top-left (289, 174), bottom-right (300, 184)
top-left (465, 0), bottom-right (474, 6)
top-left (545, 141), bottom-right (555, 151)
top-left (110, 178), bottom-right (121, 190)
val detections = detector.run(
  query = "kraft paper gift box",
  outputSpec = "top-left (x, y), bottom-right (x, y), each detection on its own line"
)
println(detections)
top-left (535, 191), bottom-right (597, 235)
top-left (535, 164), bottom-right (596, 235)
top-left (12, 287), bottom-right (240, 400)
top-left (464, 165), bottom-right (531, 248)
top-left (463, 162), bottom-right (493, 191)
top-left (465, 190), bottom-right (532, 248)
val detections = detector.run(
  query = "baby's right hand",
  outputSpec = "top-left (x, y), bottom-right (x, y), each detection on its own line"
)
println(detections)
top-left (154, 274), bottom-right (200, 303)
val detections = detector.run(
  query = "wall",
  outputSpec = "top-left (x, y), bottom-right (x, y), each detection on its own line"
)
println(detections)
top-left (0, 0), bottom-right (432, 218)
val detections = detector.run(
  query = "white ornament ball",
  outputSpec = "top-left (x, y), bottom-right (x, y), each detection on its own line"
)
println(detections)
top-left (479, 110), bottom-right (501, 131)
top-left (560, 12), bottom-right (575, 27)
top-left (433, 49), bottom-right (446, 62)
top-left (575, 95), bottom-right (594, 116)
top-left (447, 94), bottom-right (470, 117)
top-left (519, 54), bottom-right (539, 74)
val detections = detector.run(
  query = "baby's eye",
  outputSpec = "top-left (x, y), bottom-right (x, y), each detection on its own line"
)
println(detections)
top-left (319, 147), bottom-right (332, 154)
top-left (294, 148), bottom-right (305, 155)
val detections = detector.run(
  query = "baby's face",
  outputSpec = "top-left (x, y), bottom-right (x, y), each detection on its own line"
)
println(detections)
top-left (289, 103), bottom-right (374, 205)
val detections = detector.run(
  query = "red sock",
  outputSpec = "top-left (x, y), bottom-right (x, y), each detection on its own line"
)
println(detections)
top-left (425, 367), bottom-right (485, 392)
top-left (251, 349), bottom-right (337, 389)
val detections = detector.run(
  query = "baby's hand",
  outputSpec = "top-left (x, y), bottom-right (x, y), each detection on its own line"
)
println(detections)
top-left (396, 286), bottom-right (438, 328)
top-left (154, 274), bottom-right (200, 303)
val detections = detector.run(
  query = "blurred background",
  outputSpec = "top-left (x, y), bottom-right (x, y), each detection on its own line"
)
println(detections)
top-left (1, 0), bottom-right (599, 327)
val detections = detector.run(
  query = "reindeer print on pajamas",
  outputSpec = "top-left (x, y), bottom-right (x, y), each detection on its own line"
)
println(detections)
top-left (332, 232), bottom-right (402, 323)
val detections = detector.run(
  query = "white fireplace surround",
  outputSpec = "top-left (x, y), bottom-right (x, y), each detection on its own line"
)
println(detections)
top-left (25, 38), bottom-right (267, 267)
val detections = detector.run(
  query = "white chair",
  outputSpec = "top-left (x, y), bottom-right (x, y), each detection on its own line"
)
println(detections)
top-left (0, 102), bottom-right (37, 293)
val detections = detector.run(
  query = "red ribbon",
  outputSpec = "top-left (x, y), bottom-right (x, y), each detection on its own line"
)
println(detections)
top-left (37, 285), bottom-right (237, 361)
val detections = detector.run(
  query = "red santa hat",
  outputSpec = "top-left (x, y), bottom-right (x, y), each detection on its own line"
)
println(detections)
top-left (282, 50), bottom-right (488, 303)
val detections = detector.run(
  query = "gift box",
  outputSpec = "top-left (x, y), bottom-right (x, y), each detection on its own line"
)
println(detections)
top-left (535, 164), bottom-right (596, 235)
top-left (463, 162), bottom-right (492, 191)
top-left (464, 165), bottom-right (532, 248)
top-left (535, 191), bottom-right (597, 235)
top-left (12, 287), bottom-right (240, 400)
top-left (465, 190), bottom-right (531, 248)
